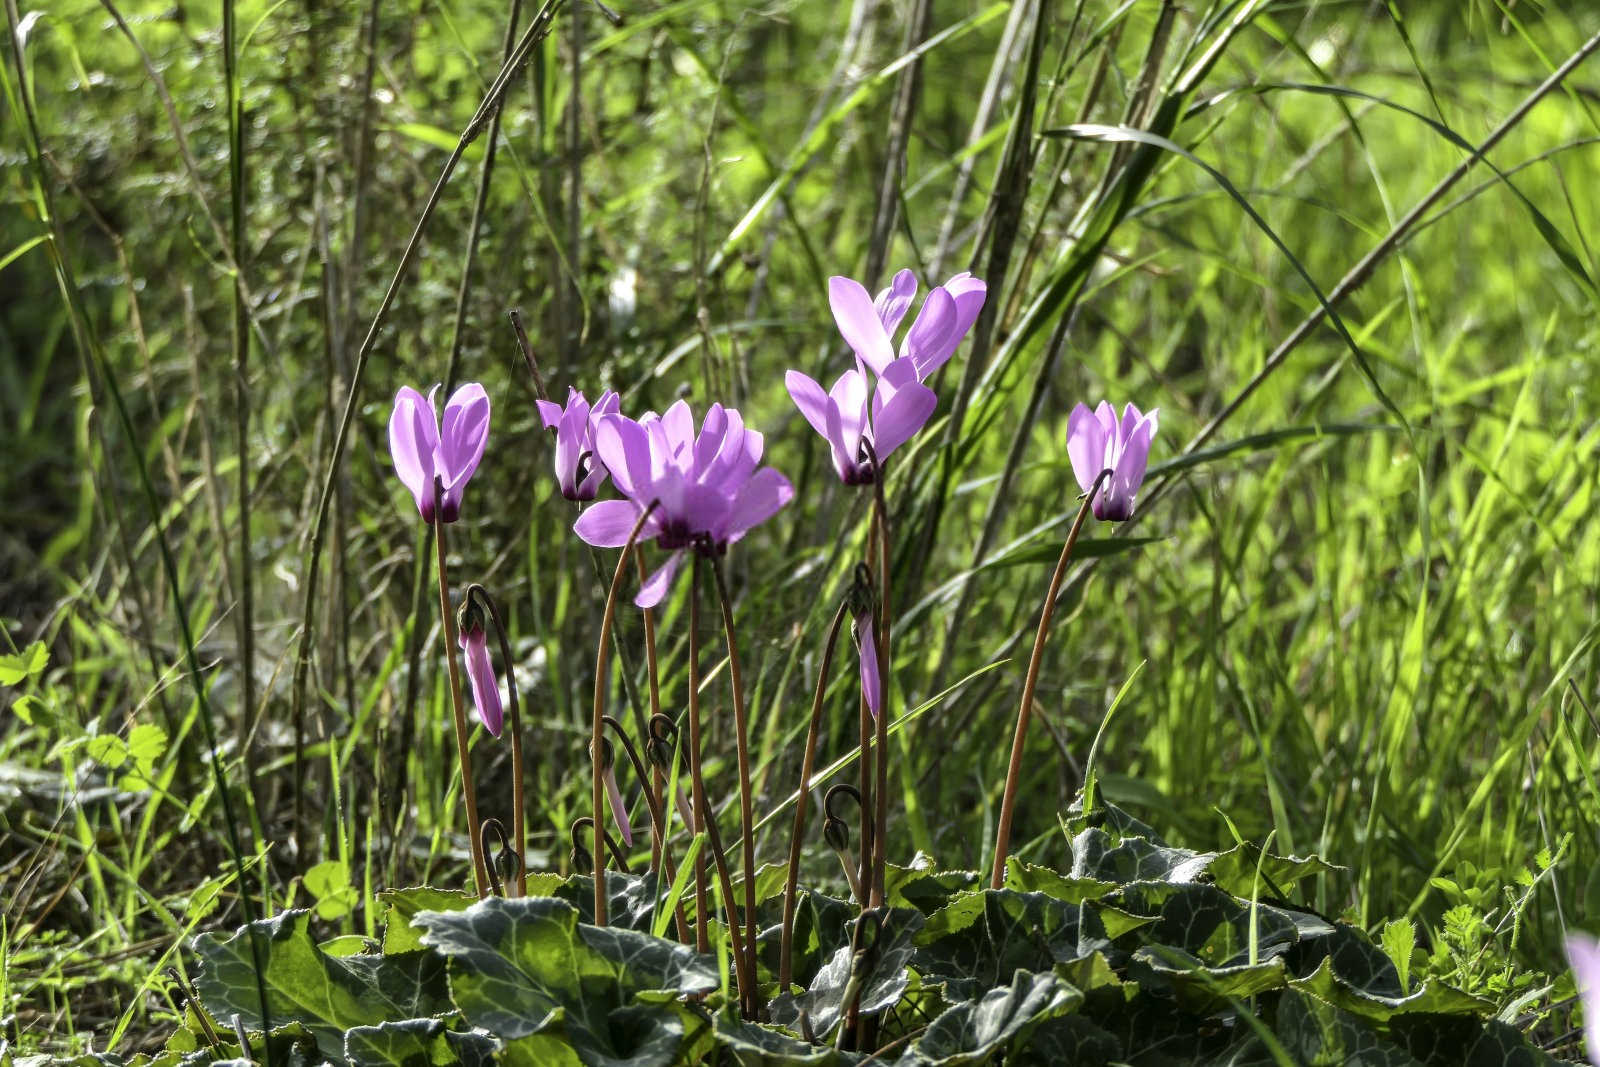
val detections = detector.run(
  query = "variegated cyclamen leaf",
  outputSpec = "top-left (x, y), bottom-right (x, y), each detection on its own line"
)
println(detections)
top-left (913, 890), bottom-right (1111, 1001)
top-left (773, 908), bottom-right (923, 1040)
top-left (899, 969), bottom-right (1083, 1065)
top-left (192, 910), bottom-right (452, 1062)
top-left (414, 896), bottom-right (716, 1067)
top-left (342, 1017), bottom-right (500, 1066)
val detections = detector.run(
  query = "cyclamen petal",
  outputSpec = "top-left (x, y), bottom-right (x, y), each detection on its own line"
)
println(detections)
top-left (903, 287), bottom-right (957, 379)
top-left (439, 383), bottom-right (491, 491)
top-left (389, 390), bottom-right (439, 521)
top-left (786, 370), bottom-right (834, 438)
top-left (635, 551), bottom-right (684, 609)
top-left (874, 268), bottom-right (918, 335)
top-left (1568, 934), bottom-right (1600, 1065)
top-left (575, 499), bottom-right (649, 548)
top-left (870, 380), bottom-right (937, 463)
top-left (594, 414), bottom-right (654, 500)
top-left (724, 467), bottom-right (794, 544)
top-left (829, 276), bottom-right (896, 374)
top-left (536, 398), bottom-right (565, 430)
top-left (855, 611), bottom-right (881, 719)
top-left (1066, 403), bottom-right (1107, 497)
top-left (943, 273), bottom-right (987, 341)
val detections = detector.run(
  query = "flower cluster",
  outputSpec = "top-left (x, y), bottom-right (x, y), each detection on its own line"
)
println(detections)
top-left (786, 270), bottom-right (985, 485)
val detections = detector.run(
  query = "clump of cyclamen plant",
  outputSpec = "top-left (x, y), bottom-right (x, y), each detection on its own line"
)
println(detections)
top-left (784, 268), bottom-right (987, 927)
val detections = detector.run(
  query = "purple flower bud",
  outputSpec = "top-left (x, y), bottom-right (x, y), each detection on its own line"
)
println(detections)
top-left (388, 383), bottom-right (491, 523)
top-left (458, 620), bottom-right (503, 737)
top-left (536, 387), bottom-right (620, 501)
top-left (1066, 401), bottom-right (1158, 522)
top-left (853, 609), bottom-right (881, 719)
top-left (603, 761), bottom-right (634, 847)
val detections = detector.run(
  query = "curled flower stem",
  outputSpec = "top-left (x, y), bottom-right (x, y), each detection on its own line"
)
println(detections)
top-left (824, 783), bottom-right (865, 904)
top-left (480, 817), bottom-right (523, 897)
top-left (840, 910), bottom-right (884, 1052)
top-left (989, 468), bottom-right (1111, 889)
top-left (466, 584), bottom-right (526, 896)
top-left (689, 555), bottom-right (757, 1018)
top-left (778, 594), bottom-right (852, 991)
top-left (604, 714), bottom-right (692, 942)
top-left (571, 817), bottom-right (633, 875)
top-left (434, 478), bottom-right (488, 898)
top-left (591, 502), bottom-right (659, 927)
top-left (709, 555), bottom-right (763, 1017)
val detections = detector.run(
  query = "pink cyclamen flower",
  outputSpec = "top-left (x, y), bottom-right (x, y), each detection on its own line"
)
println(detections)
top-left (1066, 401), bottom-right (1158, 522)
top-left (458, 618), bottom-right (503, 737)
top-left (1569, 933), bottom-right (1600, 1065)
top-left (786, 357), bottom-right (935, 485)
top-left (572, 399), bottom-right (793, 608)
top-left (828, 268), bottom-right (987, 381)
top-left (536, 387), bottom-right (621, 501)
top-left (388, 383), bottom-right (491, 523)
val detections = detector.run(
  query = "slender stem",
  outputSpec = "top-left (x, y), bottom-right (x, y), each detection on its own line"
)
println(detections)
top-left (709, 556), bottom-right (762, 1015)
top-left (476, 587), bottom-right (526, 896)
top-left (779, 597), bottom-right (851, 990)
top-left (590, 505), bottom-right (658, 927)
top-left (221, 0), bottom-right (256, 785)
top-left (856, 529), bottom-right (876, 905)
top-left (636, 552), bottom-right (665, 872)
top-left (989, 469), bottom-right (1110, 889)
top-left (434, 497), bottom-right (488, 898)
top-left (869, 469), bottom-right (893, 908)
top-left (688, 556), bottom-right (756, 1018)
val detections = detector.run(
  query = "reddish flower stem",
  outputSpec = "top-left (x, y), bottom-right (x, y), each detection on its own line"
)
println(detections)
top-left (590, 504), bottom-right (658, 926)
top-left (433, 489), bottom-right (488, 898)
top-left (989, 469), bottom-right (1110, 889)
top-left (687, 555), bottom-right (757, 1017)
top-left (709, 557), bottom-right (764, 1017)
top-left (778, 596), bottom-right (851, 991)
